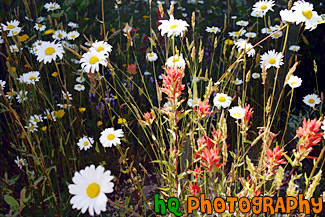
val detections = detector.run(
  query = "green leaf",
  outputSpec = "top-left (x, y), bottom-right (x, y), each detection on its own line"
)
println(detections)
top-left (4, 195), bottom-right (19, 210)
top-left (283, 153), bottom-right (294, 166)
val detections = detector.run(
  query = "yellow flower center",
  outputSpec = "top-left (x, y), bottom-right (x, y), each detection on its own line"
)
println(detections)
top-left (58, 33), bottom-right (63, 38)
top-left (212, 28), bottom-right (215, 31)
top-left (218, 96), bottom-right (226, 102)
top-left (49, 6), bottom-right (55, 9)
top-left (234, 80), bottom-right (238, 84)
top-left (107, 133), bottom-right (115, 140)
top-left (29, 125), bottom-right (35, 130)
top-left (290, 82), bottom-right (297, 86)
top-left (18, 161), bottom-right (23, 165)
top-left (29, 76), bottom-right (36, 81)
top-left (256, 14), bottom-right (259, 17)
top-left (47, 114), bottom-right (52, 119)
top-left (268, 58), bottom-right (276, 64)
top-left (267, 29), bottom-right (273, 33)
top-left (97, 46), bottom-right (105, 52)
top-left (308, 99), bottom-right (315, 104)
top-left (89, 56), bottom-right (99, 64)
top-left (7, 24), bottom-right (15, 29)
top-left (234, 32), bottom-right (239, 35)
top-left (192, 101), bottom-right (197, 105)
top-left (87, 183), bottom-right (100, 198)
top-left (302, 10), bottom-right (313, 19)
top-left (149, 53), bottom-right (154, 57)
top-left (13, 31), bottom-right (18, 34)
top-left (234, 112), bottom-right (242, 117)
top-left (38, 24), bottom-right (42, 27)
top-left (84, 141), bottom-right (89, 146)
top-left (240, 22), bottom-right (244, 25)
top-left (34, 118), bottom-right (39, 122)
top-left (169, 24), bottom-right (178, 29)
top-left (8, 91), bottom-right (14, 96)
top-left (71, 35), bottom-right (76, 38)
top-left (260, 5), bottom-right (267, 10)
top-left (274, 34), bottom-right (280, 37)
top-left (172, 57), bottom-right (179, 63)
top-left (77, 85), bottom-right (81, 88)
top-left (293, 48), bottom-right (297, 51)
top-left (45, 47), bottom-right (55, 55)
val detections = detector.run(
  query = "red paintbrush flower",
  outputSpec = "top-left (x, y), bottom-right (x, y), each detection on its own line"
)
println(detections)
top-left (266, 146), bottom-right (286, 172)
top-left (160, 66), bottom-right (185, 101)
top-left (188, 165), bottom-right (204, 179)
top-left (194, 99), bottom-right (213, 118)
top-left (199, 147), bottom-right (222, 172)
top-left (186, 182), bottom-right (200, 196)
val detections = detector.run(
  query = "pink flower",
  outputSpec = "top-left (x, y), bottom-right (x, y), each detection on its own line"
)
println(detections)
top-left (160, 66), bottom-right (185, 101)
top-left (194, 99), bottom-right (213, 118)
top-left (199, 147), bottom-right (222, 172)
top-left (186, 182), bottom-right (200, 196)
top-left (266, 146), bottom-right (286, 172)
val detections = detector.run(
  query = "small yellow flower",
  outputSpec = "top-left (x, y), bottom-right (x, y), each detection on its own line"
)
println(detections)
top-left (7, 67), bottom-right (17, 73)
top-left (135, 33), bottom-right (139, 37)
top-left (110, 28), bottom-right (115, 32)
top-left (55, 109), bottom-right (65, 118)
top-left (42, 126), bottom-right (47, 131)
top-left (51, 72), bottom-right (58, 77)
top-left (143, 15), bottom-right (149, 19)
top-left (44, 29), bottom-right (55, 35)
top-left (274, 17), bottom-right (280, 21)
top-left (118, 118), bottom-right (126, 124)
top-left (122, 64), bottom-right (127, 67)
top-left (97, 121), bottom-right (103, 126)
top-left (79, 107), bottom-right (86, 113)
top-left (85, 17), bottom-right (89, 21)
top-left (19, 34), bottom-right (29, 42)
top-left (225, 39), bottom-right (234, 45)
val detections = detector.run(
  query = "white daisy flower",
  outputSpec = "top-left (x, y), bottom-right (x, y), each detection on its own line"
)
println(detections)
top-left (213, 93), bottom-right (232, 109)
top-left (68, 165), bottom-right (114, 216)
top-left (231, 16), bottom-right (237, 19)
top-left (303, 93), bottom-right (320, 107)
top-left (235, 39), bottom-right (255, 57)
top-left (260, 50), bottom-right (283, 70)
top-left (229, 29), bottom-right (246, 38)
top-left (287, 75), bottom-right (302, 88)
top-left (36, 17), bottom-right (46, 22)
top-left (44, 109), bottom-right (56, 121)
top-left (29, 114), bottom-right (43, 125)
top-left (236, 20), bottom-right (249, 27)
top-left (165, 53), bottom-right (186, 68)
top-left (2, 20), bottom-right (20, 31)
top-left (0, 80), bottom-right (6, 90)
top-left (32, 40), bottom-right (44, 48)
top-left (44, 2), bottom-right (61, 11)
top-left (245, 32), bottom-right (256, 38)
top-left (252, 73), bottom-right (261, 79)
top-left (251, 11), bottom-right (265, 18)
top-left (206, 26), bottom-right (221, 34)
top-left (233, 78), bottom-right (243, 85)
top-left (18, 71), bottom-right (40, 85)
top-left (123, 25), bottom-right (133, 33)
top-left (289, 45), bottom-right (300, 52)
top-left (187, 98), bottom-right (201, 107)
top-left (7, 27), bottom-right (22, 37)
top-left (271, 31), bottom-right (283, 39)
top-left (80, 51), bottom-right (107, 73)
top-left (35, 41), bottom-right (65, 64)
top-left (67, 31), bottom-right (80, 40)
top-left (229, 106), bottom-right (245, 119)
top-left (68, 22), bottom-right (79, 28)
top-left (15, 157), bottom-right (26, 169)
top-left (77, 136), bottom-right (94, 151)
top-left (252, 0), bottom-right (275, 14)
top-left (74, 84), bottom-right (85, 91)
top-left (10, 45), bottom-right (20, 53)
top-left (158, 15), bottom-right (189, 38)
top-left (261, 27), bottom-right (275, 34)
top-left (52, 30), bottom-right (67, 40)
top-left (144, 71), bottom-right (151, 76)
top-left (34, 23), bottom-right (46, 31)
top-left (89, 40), bottom-right (113, 56)
top-left (16, 90), bottom-right (28, 103)
top-left (292, 0), bottom-right (322, 31)
top-left (76, 76), bottom-right (86, 83)
top-left (57, 103), bottom-right (71, 109)
top-left (25, 123), bottom-right (38, 133)
top-left (146, 52), bottom-right (158, 62)
top-left (99, 128), bottom-right (124, 148)
top-left (6, 90), bottom-right (16, 99)
top-left (62, 90), bottom-right (72, 101)
top-left (280, 9), bottom-right (297, 23)
top-left (0, 36), bottom-right (3, 44)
